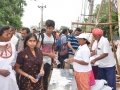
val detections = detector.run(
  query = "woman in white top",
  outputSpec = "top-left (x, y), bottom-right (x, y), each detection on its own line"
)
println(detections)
top-left (0, 26), bottom-right (19, 90)
top-left (67, 33), bottom-right (93, 90)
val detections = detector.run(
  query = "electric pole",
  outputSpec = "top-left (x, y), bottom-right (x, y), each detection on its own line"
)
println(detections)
top-left (38, 4), bottom-right (46, 29)
top-left (88, 0), bottom-right (94, 23)
top-left (88, 0), bottom-right (94, 32)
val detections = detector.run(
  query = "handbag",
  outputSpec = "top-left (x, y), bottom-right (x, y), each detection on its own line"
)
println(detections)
top-left (59, 43), bottom-right (68, 56)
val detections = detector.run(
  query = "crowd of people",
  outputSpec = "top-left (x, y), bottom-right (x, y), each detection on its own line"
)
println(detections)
top-left (0, 19), bottom-right (119, 90)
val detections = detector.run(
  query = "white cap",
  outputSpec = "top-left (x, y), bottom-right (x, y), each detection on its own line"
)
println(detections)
top-left (77, 33), bottom-right (89, 41)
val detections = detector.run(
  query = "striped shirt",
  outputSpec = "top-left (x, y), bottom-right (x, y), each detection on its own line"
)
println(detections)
top-left (68, 35), bottom-right (79, 55)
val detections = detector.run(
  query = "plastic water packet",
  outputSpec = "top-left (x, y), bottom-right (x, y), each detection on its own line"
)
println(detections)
top-left (36, 74), bottom-right (41, 81)
top-left (64, 59), bottom-right (69, 62)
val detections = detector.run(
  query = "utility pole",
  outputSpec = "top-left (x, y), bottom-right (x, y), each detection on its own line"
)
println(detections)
top-left (87, 0), bottom-right (94, 32)
top-left (88, 0), bottom-right (94, 23)
top-left (38, 4), bottom-right (46, 29)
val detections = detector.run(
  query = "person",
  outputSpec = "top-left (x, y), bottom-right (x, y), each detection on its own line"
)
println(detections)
top-left (115, 40), bottom-right (120, 65)
top-left (67, 28), bottom-right (82, 60)
top-left (32, 28), bottom-right (38, 34)
top-left (38, 19), bottom-right (56, 90)
top-left (66, 28), bottom-right (82, 69)
top-left (41, 28), bottom-right (46, 34)
top-left (15, 27), bottom-right (31, 87)
top-left (91, 28), bottom-right (116, 90)
top-left (17, 27), bottom-right (30, 53)
top-left (10, 26), bottom-right (19, 49)
top-left (57, 28), bottom-right (69, 68)
top-left (0, 26), bottom-right (19, 90)
top-left (15, 33), bottom-right (44, 90)
top-left (74, 27), bottom-right (82, 36)
top-left (66, 33), bottom-right (93, 90)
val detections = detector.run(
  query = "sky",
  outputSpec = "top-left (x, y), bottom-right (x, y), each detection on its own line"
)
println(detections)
top-left (21, 0), bottom-right (101, 29)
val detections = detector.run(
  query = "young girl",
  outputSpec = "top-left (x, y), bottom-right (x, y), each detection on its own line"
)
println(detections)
top-left (66, 33), bottom-right (92, 90)
top-left (15, 33), bottom-right (44, 90)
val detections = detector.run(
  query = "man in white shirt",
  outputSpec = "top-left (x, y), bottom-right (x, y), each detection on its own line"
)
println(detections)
top-left (9, 27), bottom-right (19, 49)
top-left (38, 19), bottom-right (56, 90)
top-left (91, 28), bottom-right (116, 90)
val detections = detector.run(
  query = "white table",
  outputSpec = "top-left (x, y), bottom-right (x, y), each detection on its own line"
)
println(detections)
top-left (48, 68), bottom-right (77, 90)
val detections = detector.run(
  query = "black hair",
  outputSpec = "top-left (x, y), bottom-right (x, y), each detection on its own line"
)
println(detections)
top-left (24, 33), bottom-right (37, 48)
top-left (69, 29), bottom-right (73, 34)
top-left (45, 19), bottom-right (55, 28)
top-left (0, 26), bottom-right (10, 36)
top-left (32, 28), bottom-right (36, 30)
top-left (75, 28), bottom-right (82, 32)
top-left (83, 38), bottom-right (90, 45)
top-left (61, 28), bottom-right (69, 34)
top-left (41, 28), bottom-right (46, 33)
top-left (21, 27), bottom-right (30, 34)
top-left (10, 26), bottom-right (15, 31)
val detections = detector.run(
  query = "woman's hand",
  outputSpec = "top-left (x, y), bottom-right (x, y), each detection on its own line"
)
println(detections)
top-left (39, 70), bottom-right (44, 76)
top-left (72, 49), bottom-right (76, 54)
top-left (49, 53), bottom-right (56, 59)
top-left (0, 69), bottom-right (10, 77)
top-left (67, 57), bottom-right (74, 63)
top-left (28, 75), bottom-right (38, 83)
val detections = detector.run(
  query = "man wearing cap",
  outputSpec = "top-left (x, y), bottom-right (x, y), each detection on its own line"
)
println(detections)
top-left (91, 28), bottom-right (116, 90)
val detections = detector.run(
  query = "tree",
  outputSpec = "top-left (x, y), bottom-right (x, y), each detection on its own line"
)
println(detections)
top-left (93, 0), bottom-right (118, 40)
top-left (0, 0), bottom-right (26, 28)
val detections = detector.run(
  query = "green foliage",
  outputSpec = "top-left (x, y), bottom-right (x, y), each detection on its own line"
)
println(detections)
top-left (93, 1), bottom-right (118, 40)
top-left (0, 0), bottom-right (26, 28)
